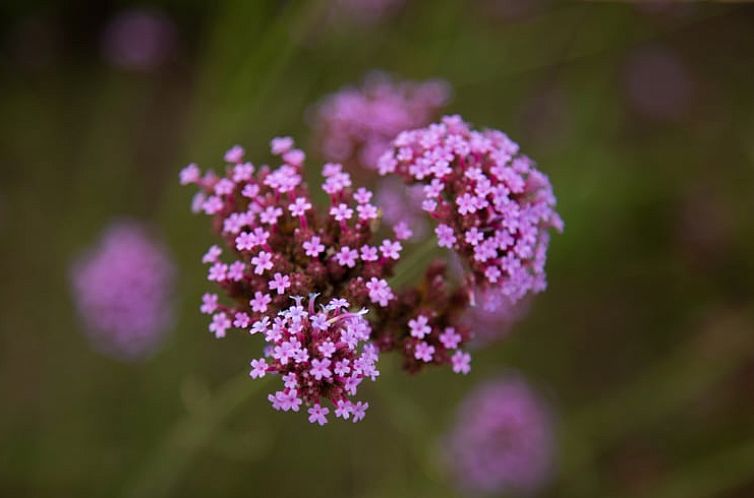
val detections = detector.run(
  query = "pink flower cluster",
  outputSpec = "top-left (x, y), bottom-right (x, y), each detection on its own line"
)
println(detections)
top-left (249, 296), bottom-right (377, 425)
top-left (70, 221), bottom-right (175, 360)
top-left (445, 374), bottom-right (555, 495)
top-left (312, 73), bottom-right (450, 172)
top-left (181, 139), bottom-right (403, 334)
top-left (378, 115), bottom-right (563, 307)
top-left (181, 138), bottom-right (475, 423)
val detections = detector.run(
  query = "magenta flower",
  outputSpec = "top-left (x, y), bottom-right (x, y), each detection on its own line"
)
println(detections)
top-left (445, 374), bottom-right (555, 494)
top-left (312, 72), bottom-right (450, 173)
top-left (70, 221), bottom-right (175, 360)
top-left (378, 115), bottom-right (563, 309)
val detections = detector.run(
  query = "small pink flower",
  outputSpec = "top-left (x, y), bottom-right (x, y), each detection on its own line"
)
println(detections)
top-left (250, 291), bottom-right (272, 313)
top-left (439, 327), bottom-right (461, 349)
top-left (310, 358), bottom-right (332, 380)
top-left (235, 232), bottom-right (256, 251)
top-left (451, 350), bottom-right (471, 374)
top-left (209, 312), bottom-right (231, 338)
top-left (251, 251), bottom-right (273, 275)
top-left (354, 188), bottom-right (373, 204)
top-left (271, 136), bottom-right (294, 155)
top-left (224, 145), bottom-right (245, 163)
top-left (414, 341), bottom-right (435, 362)
top-left (308, 403), bottom-right (329, 426)
top-left (288, 197), bottom-right (312, 217)
top-left (201, 245), bottom-right (222, 264)
top-left (408, 314), bottom-right (431, 339)
top-left (233, 312), bottom-right (250, 328)
top-left (360, 245), bottom-right (378, 262)
top-left (379, 239), bottom-right (402, 260)
top-left (330, 203), bottom-right (354, 222)
top-left (268, 272), bottom-right (291, 295)
top-left (200, 293), bottom-right (218, 314)
top-left (260, 206), bottom-right (283, 225)
top-left (435, 224), bottom-right (457, 248)
top-left (303, 236), bottom-right (325, 257)
top-left (227, 261), bottom-right (245, 281)
top-left (179, 163), bottom-right (200, 185)
top-left (249, 358), bottom-right (268, 379)
top-left (207, 263), bottom-right (228, 282)
top-left (357, 203), bottom-right (378, 221)
top-left (351, 401), bottom-right (368, 423)
top-left (232, 162), bottom-right (254, 182)
top-left (394, 221), bottom-right (413, 241)
top-left (335, 246), bottom-right (358, 268)
top-left (366, 277), bottom-right (393, 307)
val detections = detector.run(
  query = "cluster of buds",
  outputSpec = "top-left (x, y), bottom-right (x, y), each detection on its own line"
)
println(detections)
top-left (378, 115), bottom-right (564, 308)
top-left (180, 137), bottom-right (475, 424)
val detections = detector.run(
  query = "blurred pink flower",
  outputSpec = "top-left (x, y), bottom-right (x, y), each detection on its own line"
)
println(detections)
top-left (101, 8), bottom-right (177, 71)
top-left (70, 221), bottom-right (175, 360)
top-left (312, 72), bottom-right (451, 172)
top-left (445, 373), bottom-right (555, 495)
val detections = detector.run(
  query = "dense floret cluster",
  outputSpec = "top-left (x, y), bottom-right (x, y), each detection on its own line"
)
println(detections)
top-left (378, 115), bottom-right (563, 307)
top-left (181, 138), bottom-right (477, 423)
top-left (248, 296), bottom-right (378, 424)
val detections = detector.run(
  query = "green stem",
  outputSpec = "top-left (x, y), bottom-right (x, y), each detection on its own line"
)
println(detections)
top-left (123, 375), bottom-right (270, 498)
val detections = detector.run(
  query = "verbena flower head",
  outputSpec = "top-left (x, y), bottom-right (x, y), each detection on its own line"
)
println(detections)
top-left (445, 374), bottom-right (555, 495)
top-left (312, 72), bottom-right (450, 172)
top-left (181, 139), bottom-right (402, 327)
top-left (70, 221), bottom-right (175, 360)
top-left (181, 137), bottom-right (476, 423)
top-left (378, 115), bottom-right (563, 308)
top-left (249, 295), bottom-right (378, 424)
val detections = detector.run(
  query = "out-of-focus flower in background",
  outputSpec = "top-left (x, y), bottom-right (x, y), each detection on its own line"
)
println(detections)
top-left (444, 373), bottom-right (555, 496)
top-left (101, 8), bottom-right (177, 72)
top-left (311, 72), bottom-right (451, 174)
top-left (622, 45), bottom-right (696, 122)
top-left (70, 221), bottom-right (176, 360)
top-left (375, 176), bottom-right (428, 241)
top-left (463, 290), bottom-right (530, 346)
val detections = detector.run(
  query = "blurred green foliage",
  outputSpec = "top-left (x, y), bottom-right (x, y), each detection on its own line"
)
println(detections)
top-left (1, 1), bottom-right (754, 497)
